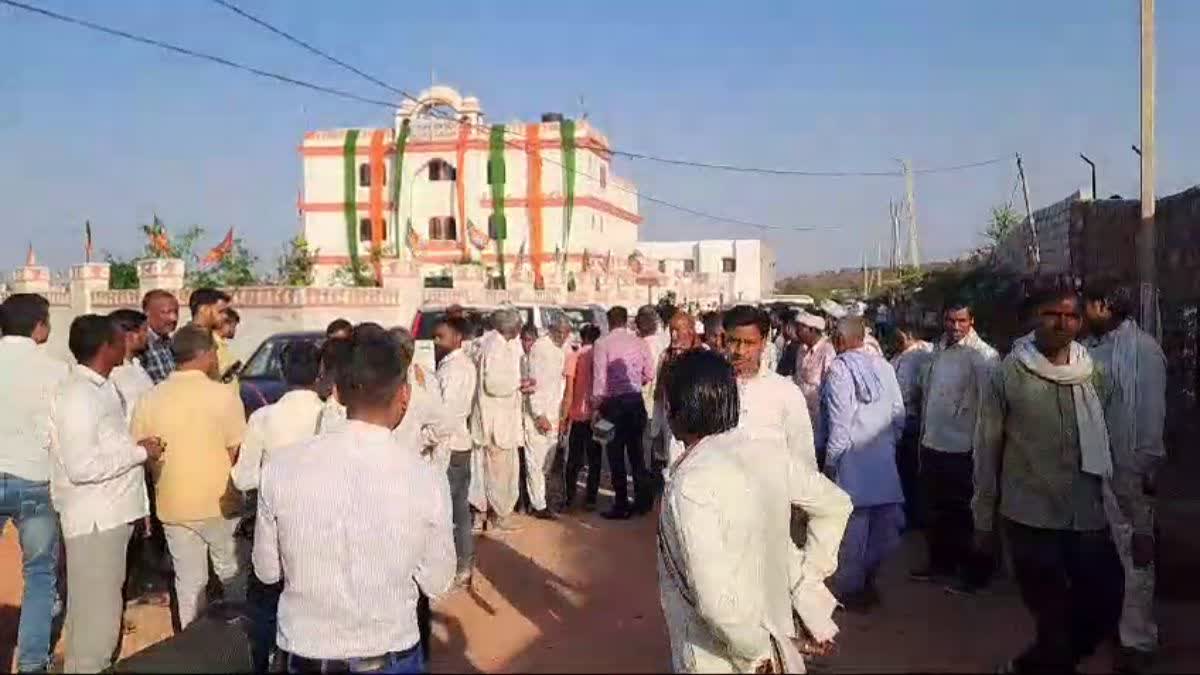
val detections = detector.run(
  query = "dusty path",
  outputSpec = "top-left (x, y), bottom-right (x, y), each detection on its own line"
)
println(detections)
top-left (0, 514), bottom-right (1196, 673)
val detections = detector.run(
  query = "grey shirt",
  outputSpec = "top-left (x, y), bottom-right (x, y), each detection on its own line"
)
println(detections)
top-left (972, 352), bottom-right (1111, 533)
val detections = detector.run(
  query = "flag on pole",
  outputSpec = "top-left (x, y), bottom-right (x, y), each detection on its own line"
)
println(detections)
top-left (147, 214), bottom-right (171, 256)
top-left (200, 228), bottom-right (235, 268)
top-left (84, 221), bottom-right (93, 263)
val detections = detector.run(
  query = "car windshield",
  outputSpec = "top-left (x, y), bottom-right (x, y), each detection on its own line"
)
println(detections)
top-left (240, 336), bottom-right (320, 379)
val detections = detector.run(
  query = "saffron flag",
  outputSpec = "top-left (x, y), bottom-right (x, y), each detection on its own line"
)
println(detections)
top-left (84, 221), bottom-right (93, 263)
top-left (148, 215), bottom-right (171, 257)
top-left (201, 228), bottom-right (235, 267)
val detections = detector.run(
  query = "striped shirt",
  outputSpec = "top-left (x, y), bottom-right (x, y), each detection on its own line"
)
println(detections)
top-left (253, 420), bottom-right (455, 659)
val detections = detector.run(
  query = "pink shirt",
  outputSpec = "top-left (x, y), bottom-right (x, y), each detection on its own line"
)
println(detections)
top-left (795, 337), bottom-right (837, 415)
top-left (568, 346), bottom-right (594, 422)
top-left (591, 328), bottom-right (655, 404)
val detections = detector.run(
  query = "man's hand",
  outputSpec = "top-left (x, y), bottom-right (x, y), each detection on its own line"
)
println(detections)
top-left (520, 378), bottom-right (537, 396)
top-left (794, 637), bottom-right (835, 658)
top-left (535, 415), bottom-right (553, 434)
top-left (973, 529), bottom-right (996, 556)
top-left (412, 365), bottom-right (426, 388)
top-left (1131, 533), bottom-right (1155, 568)
top-left (139, 437), bottom-right (165, 461)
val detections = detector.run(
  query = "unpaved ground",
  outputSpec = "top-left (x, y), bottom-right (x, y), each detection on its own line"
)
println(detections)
top-left (0, 513), bottom-right (1196, 673)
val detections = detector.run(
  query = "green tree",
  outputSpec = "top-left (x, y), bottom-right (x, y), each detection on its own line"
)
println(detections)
top-left (104, 253), bottom-right (139, 290)
top-left (142, 216), bottom-right (260, 287)
top-left (982, 202), bottom-right (1023, 256)
top-left (274, 235), bottom-right (317, 286)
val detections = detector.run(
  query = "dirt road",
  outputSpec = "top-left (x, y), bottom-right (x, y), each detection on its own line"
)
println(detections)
top-left (0, 513), bottom-right (1196, 672)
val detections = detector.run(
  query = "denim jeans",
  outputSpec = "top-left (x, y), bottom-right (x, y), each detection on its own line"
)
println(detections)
top-left (0, 473), bottom-right (61, 672)
top-left (445, 452), bottom-right (473, 574)
top-left (598, 394), bottom-right (649, 511)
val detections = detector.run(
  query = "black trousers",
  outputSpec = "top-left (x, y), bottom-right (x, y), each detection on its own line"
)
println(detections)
top-left (920, 446), bottom-right (990, 583)
top-left (1005, 519), bottom-right (1124, 673)
top-left (896, 422), bottom-right (922, 528)
top-left (600, 394), bottom-right (649, 511)
top-left (564, 421), bottom-right (603, 505)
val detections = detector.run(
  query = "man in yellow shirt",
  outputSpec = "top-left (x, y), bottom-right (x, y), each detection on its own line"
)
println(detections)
top-left (132, 325), bottom-right (247, 628)
top-left (188, 288), bottom-right (238, 384)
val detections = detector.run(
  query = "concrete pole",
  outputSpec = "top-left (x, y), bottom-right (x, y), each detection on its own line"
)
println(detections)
top-left (1138, 0), bottom-right (1158, 333)
top-left (902, 160), bottom-right (920, 269)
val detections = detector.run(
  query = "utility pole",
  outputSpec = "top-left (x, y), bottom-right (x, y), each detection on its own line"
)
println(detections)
top-left (1139, 0), bottom-right (1158, 334)
top-left (889, 200), bottom-right (903, 270)
top-left (1016, 153), bottom-right (1040, 272)
top-left (901, 160), bottom-right (920, 269)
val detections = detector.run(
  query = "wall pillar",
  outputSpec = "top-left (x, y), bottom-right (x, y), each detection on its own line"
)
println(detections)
top-left (9, 263), bottom-right (51, 294)
top-left (379, 259), bottom-right (421, 293)
top-left (69, 262), bottom-right (111, 315)
top-left (137, 258), bottom-right (185, 294)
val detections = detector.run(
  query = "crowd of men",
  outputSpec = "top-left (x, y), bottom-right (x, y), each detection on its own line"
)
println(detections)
top-left (0, 279), bottom-right (1167, 674)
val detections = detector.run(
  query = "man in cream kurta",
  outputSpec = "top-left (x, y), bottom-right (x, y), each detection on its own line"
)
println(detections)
top-left (470, 309), bottom-right (525, 530)
top-left (658, 350), bottom-right (852, 674)
top-left (521, 320), bottom-right (570, 519)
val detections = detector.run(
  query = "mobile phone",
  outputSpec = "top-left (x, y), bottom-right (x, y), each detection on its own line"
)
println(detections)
top-left (221, 360), bottom-right (243, 383)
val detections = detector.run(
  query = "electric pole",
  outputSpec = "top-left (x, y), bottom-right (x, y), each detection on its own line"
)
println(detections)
top-left (901, 160), bottom-right (920, 270)
top-left (1139, 0), bottom-right (1158, 334)
top-left (1016, 153), bottom-right (1040, 272)
top-left (889, 200), bottom-right (903, 270)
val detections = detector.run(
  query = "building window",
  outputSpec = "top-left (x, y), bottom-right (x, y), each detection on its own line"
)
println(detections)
top-left (683, 259), bottom-right (696, 274)
top-left (358, 218), bottom-right (389, 243)
top-left (600, 165), bottom-right (608, 188)
top-left (722, 257), bottom-right (737, 273)
top-left (657, 260), bottom-right (666, 273)
top-left (359, 163), bottom-right (371, 187)
top-left (428, 216), bottom-right (457, 241)
top-left (428, 159), bottom-right (457, 182)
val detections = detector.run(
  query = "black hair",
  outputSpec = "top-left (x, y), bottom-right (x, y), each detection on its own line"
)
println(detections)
top-left (326, 318), bottom-right (353, 338)
top-left (223, 307), bottom-right (240, 324)
top-left (1027, 282), bottom-right (1081, 313)
top-left (141, 289), bottom-right (176, 311)
top-left (68, 314), bottom-right (120, 364)
top-left (0, 294), bottom-right (50, 337)
top-left (320, 336), bottom-right (353, 379)
top-left (606, 306), bottom-right (629, 328)
top-left (701, 311), bottom-right (723, 334)
top-left (721, 304), bottom-right (771, 338)
top-left (280, 341), bottom-right (321, 388)
top-left (1082, 280), bottom-right (1134, 321)
top-left (171, 324), bottom-right (215, 364)
top-left (437, 316), bottom-right (471, 339)
top-left (665, 350), bottom-right (740, 439)
top-left (108, 309), bottom-right (148, 333)
top-left (635, 305), bottom-right (658, 332)
top-left (335, 329), bottom-right (407, 411)
top-left (580, 324), bottom-right (602, 345)
top-left (942, 298), bottom-right (973, 318)
top-left (188, 287), bottom-right (231, 318)
top-left (520, 323), bottom-right (539, 340)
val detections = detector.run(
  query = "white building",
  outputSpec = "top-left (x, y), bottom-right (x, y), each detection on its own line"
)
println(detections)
top-left (635, 239), bottom-right (776, 305)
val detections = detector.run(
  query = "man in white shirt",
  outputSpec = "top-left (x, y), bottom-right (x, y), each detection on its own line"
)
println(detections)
top-left (658, 350), bottom-right (852, 673)
top-left (434, 317), bottom-right (478, 586)
top-left (794, 312), bottom-right (836, 439)
top-left (390, 327), bottom-right (448, 460)
top-left (722, 305), bottom-right (817, 472)
top-left (470, 309), bottom-right (526, 531)
top-left (253, 328), bottom-right (454, 673)
top-left (1084, 283), bottom-right (1167, 674)
top-left (107, 309), bottom-right (155, 425)
top-left (0, 294), bottom-right (71, 672)
top-left (914, 300), bottom-right (999, 594)
top-left (50, 314), bottom-right (163, 673)
top-left (890, 324), bottom-right (934, 526)
top-left (521, 318), bottom-right (570, 521)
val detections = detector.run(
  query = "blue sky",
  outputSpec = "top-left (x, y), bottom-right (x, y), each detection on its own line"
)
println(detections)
top-left (3, 0), bottom-right (1199, 276)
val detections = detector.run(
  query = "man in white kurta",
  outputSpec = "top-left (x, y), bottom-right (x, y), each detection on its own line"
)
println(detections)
top-left (723, 306), bottom-right (818, 472)
top-left (433, 318), bottom-right (478, 581)
top-left (521, 320), bottom-right (570, 519)
top-left (658, 350), bottom-right (852, 674)
top-left (1084, 285), bottom-right (1166, 672)
top-left (470, 309), bottom-right (525, 530)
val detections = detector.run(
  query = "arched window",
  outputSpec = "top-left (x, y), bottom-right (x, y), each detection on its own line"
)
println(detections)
top-left (359, 218), bottom-right (389, 243)
top-left (428, 216), bottom-right (458, 241)
top-left (359, 163), bottom-right (371, 187)
top-left (428, 159), bottom-right (457, 182)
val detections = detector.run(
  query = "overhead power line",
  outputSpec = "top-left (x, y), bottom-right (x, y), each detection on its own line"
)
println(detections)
top-left (0, 0), bottom-right (396, 108)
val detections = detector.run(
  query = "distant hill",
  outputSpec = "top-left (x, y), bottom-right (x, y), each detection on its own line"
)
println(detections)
top-left (775, 262), bottom-right (954, 300)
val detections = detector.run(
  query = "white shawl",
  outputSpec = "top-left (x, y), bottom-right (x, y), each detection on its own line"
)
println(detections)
top-left (1012, 333), bottom-right (1112, 478)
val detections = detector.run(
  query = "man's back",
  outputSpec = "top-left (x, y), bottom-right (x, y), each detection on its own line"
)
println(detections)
top-left (592, 328), bottom-right (652, 402)
top-left (254, 421), bottom-right (454, 660)
top-left (0, 336), bottom-right (70, 481)
top-left (132, 370), bottom-right (246, 524)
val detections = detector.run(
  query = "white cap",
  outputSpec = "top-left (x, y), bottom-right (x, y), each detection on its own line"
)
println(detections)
top-left (796, 312), bottom-right (825, 331)
top-left (820, 299), bottom-right (847, 319)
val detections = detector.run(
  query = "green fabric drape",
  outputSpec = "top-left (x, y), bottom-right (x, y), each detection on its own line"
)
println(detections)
top-left (489, 125), bottom-right (507, 287)
top-left (560, 119), bottom-right (576, 255)
top-left (343, 129), bottom-right (363, 284)
top-left (390, 120), bottom-right (410, 251)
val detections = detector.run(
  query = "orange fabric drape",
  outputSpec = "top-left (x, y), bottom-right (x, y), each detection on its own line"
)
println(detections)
top-left (368, 129), bottom-right (386, 283)
top-left (456, 120), bottom-right (470, 261)
top-left (526, 123), bottom-right (544, 287)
